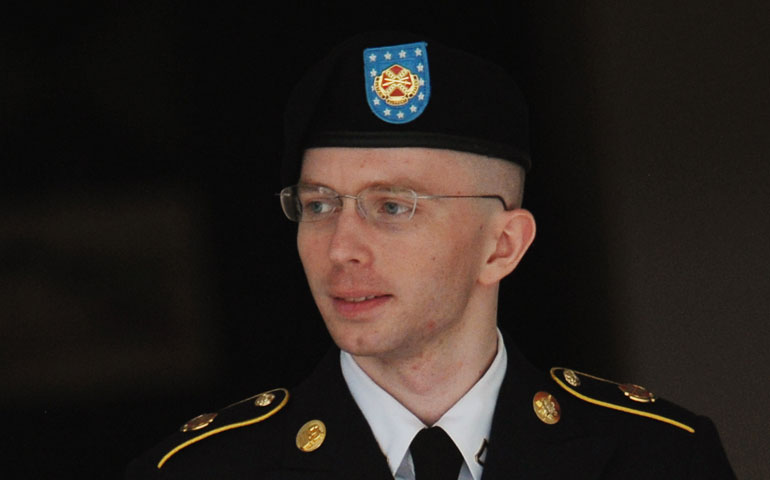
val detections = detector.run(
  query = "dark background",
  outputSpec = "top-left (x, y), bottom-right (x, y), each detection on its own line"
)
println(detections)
top-left (2, 2), bottom-right (768, 478)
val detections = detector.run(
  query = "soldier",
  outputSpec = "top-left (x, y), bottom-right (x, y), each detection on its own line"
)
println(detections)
top-left (127, 31), bottom-right (735, 479)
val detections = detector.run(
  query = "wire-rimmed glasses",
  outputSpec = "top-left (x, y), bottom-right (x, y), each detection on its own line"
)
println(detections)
top-left (279, 184), bottom-right (508, 224)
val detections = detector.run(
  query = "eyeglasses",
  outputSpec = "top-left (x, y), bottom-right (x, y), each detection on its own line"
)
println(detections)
top-left (279, 184), bottom-right (508, 224)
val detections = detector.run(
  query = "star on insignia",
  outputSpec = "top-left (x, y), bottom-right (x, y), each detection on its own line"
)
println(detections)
top-left (399, 49), bottom-right (407, 58)
top-left (384, 52), bottom-right (392, 60)
top-left (368, 54), bottom-right (376, 62)
top-left (414, 47), bottom-right (422, 56)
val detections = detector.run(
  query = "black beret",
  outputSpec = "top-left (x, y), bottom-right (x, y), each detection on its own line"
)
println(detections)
top-left (282, 31), bottom-right (530, 184)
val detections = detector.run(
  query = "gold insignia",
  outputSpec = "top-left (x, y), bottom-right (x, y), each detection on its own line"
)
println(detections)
top-left (563, 369), bottom-right (581, 387)
top-left (374, 64), bottom-right (420, 106)
top-left (549, 368), bottom-right (693, 432)
top-left (159, 388), bottom-right (290, 469)
top-left (532, 391), bottom-right (561, 425)
top-left (296, 419), bottom-right (326, 452)
top-left (180, 412), bottom-right (217, 432)
top-left (254, 392), bottom-right (276, 407)
top-left (619, 383), bottom-right (656, 403)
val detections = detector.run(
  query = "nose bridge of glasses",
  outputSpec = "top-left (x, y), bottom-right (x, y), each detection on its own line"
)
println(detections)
top-left (337, 193), bottom-right (368, 219)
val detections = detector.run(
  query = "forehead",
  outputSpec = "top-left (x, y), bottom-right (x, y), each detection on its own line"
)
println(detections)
top-left (299, 147), bottom-right (483, 190)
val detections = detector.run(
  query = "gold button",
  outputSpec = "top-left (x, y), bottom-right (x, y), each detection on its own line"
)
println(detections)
top-left (180, 412), bottom-right (217, 432)
top-left (254, 392), bottom-right (276, 407)
top-left (533, 391), bottom-right (561, 425)
top-left (619, 383), bottom-right (656, 403)
top-left (296, 419), bottom-right (326, 452)
top-left (563, 369), bottom-right (581, 387)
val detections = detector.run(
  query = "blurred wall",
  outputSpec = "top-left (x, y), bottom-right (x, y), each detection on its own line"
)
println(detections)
top-left (576, 4), bottom-right (769, 477)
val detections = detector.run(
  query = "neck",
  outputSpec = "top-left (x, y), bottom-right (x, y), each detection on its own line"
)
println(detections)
top-left (352, 315), bottom-right (499, 426)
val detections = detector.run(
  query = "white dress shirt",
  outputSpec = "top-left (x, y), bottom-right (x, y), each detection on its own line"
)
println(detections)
top-left (340, 330), bottom-right (507, 480)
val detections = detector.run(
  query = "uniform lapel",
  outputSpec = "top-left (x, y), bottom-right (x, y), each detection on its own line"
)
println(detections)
top-left (275, 349), bottom-right (394, 480)
top-left (481, 342), bottom-right (617, 480)
top-left (275, 343), bottom-right (617, 479)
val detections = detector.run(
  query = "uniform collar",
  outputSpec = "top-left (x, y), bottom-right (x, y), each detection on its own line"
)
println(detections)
top-left (340, 330), bottom-right (507, 480)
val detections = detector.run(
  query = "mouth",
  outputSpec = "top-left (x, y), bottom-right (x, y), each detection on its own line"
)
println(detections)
top-left (340, 295), bottom-right (380, 303)
top-left (330, 294), bottom-right (392, 316)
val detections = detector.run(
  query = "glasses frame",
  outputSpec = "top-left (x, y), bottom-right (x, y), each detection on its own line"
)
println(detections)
top-left (278, 183), bottom-right (510, 224)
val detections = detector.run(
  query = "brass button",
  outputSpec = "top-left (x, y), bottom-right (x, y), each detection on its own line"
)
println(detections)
top-left (619, 383), bottom-right (656, 403)
top-left (533, 391), bottom-right (561, 425)
top-left (180, 412), bottom-right (217, 432)
top-left (254, 392), bottom-right (276, 407)
top-left (296, 419), bottom-right (326, 452)
top-left (563, 369), bottom-right (581, 387)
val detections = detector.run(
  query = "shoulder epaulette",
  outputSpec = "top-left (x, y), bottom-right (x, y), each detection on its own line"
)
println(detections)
top-left (549, 367), bottom-right (695, 434)
top-left (158, 388), bottom-right (289, 469)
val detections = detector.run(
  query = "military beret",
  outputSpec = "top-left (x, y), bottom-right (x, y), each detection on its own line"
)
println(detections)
top-left (282, 31), bottom-right (531, 184)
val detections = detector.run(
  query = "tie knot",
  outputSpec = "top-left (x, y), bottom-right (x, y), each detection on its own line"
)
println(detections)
top-left (410, 427), bottom-right (463, 479)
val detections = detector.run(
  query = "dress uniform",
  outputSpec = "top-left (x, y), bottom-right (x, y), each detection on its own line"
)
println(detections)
top-left (126, 336), bottom-right (734, 479)
top-left (127, 31), bottom-right (735, 479)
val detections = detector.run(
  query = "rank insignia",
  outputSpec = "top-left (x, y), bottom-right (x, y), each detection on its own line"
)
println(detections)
top-left (363, 41), bottom-right (430, 124)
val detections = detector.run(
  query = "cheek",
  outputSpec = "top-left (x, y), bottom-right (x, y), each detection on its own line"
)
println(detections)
top-left (406, 239), bottom-right (466, 288)
top-left (433, 225), bottom-right (487, 279)
top-left (297, 228), bottom-right (323, 272)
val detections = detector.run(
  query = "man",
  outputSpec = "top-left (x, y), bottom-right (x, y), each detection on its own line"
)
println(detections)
top-left (127, 32), bottom-right (735, 479)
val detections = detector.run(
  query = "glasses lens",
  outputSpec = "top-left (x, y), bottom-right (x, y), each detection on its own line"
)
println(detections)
top-left (361, 186), bottom-right (417, 223)
top-left (280, 185), bottom-right (340, 222)
top-left (279, 186), bottom-right (301, 221)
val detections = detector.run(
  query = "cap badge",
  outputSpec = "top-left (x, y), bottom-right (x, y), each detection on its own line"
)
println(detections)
top-left (363, 41), bottom-right (430, 124)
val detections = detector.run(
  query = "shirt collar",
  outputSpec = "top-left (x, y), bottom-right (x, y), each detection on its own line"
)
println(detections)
top-left (340, 330), bottom-right (508, 480)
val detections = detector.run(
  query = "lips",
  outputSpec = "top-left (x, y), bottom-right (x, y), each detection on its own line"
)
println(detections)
top-left (341, 295), bottom-right (378, 303)
top-left (330, 293), bottom-right (392, 317)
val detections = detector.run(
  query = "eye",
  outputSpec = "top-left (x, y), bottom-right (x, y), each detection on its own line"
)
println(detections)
top-left (381, 200), bottom-right (412, 216)
top-left (298, 196), bottom-right (337, 220)
top-left (369, 194), bottom-right (415, 221)
top-left (306, 199), bottom-right (333, 212)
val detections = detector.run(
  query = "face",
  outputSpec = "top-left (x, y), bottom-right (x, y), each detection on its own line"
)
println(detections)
top-left (297, 147), bottom-right (502, 361)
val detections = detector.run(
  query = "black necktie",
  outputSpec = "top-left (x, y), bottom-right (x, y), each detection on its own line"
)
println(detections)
top-left (409, 426), bottom-right (464, 480)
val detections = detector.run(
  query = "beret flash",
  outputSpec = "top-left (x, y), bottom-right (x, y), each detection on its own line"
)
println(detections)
top-left (282, 31), bottom-right (530, 184)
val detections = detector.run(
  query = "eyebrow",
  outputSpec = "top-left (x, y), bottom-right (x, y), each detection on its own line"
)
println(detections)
top-left (297, 177), bottom-right (431, 193)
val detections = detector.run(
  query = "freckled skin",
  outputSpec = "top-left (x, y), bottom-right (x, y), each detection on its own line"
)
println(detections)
top-left (297, 147), bottom-right (493, 363)
top-left (296, 146), bottom-right (536, 424)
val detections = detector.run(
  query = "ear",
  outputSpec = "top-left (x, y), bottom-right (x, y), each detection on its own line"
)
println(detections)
top-left (478, 208), bottom-right (536, 286)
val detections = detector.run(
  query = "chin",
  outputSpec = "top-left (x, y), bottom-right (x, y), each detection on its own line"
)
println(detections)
top-left (330, 332), bottom-right (381, 357)
top-left (325, 322), bottom-right (394, 358)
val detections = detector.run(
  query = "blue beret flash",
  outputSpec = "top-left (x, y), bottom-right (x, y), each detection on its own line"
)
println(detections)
top-left (363, 41), bottom-right (430, 124)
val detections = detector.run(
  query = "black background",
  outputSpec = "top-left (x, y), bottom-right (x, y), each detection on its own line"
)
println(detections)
top-left (2, 2), bottom-right (768, 478)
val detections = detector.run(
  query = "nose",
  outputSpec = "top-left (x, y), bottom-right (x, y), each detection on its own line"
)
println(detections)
top-left (327, 199), bottom-right (373, 266)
